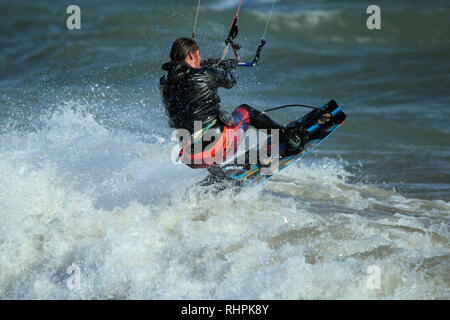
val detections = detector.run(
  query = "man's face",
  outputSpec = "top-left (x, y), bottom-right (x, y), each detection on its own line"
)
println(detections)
top-left (192, 49), bottom-right (201, 68)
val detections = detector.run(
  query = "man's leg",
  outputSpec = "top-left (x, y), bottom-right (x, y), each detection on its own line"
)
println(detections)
top-left (235, 104), bottom-right (304, 157)
top-left (237, 104), bottom-right (283, 130)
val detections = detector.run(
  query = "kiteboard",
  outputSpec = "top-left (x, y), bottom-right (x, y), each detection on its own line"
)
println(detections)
top-left (198, 100), bottom-right (346, 191)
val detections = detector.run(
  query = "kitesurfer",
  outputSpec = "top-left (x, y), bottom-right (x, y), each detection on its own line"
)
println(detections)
top-left (159, 37), bottom-right (307, 168)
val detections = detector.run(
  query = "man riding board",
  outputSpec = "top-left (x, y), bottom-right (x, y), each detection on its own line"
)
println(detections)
top-left (159, 37), bottom-right (306, 169)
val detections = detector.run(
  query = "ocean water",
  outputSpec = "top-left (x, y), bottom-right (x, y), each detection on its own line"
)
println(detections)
top-left (0, 0), bottom-right (449, 299)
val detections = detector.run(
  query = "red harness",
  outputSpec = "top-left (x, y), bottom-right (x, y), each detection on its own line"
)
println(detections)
top-left (179, 107), bottom-right (250, 169)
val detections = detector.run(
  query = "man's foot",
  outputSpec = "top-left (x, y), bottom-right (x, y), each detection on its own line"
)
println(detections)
top-left (207, 165), bottom-right (229, 181)
top-left (281, 120), bottom-right (309, 156)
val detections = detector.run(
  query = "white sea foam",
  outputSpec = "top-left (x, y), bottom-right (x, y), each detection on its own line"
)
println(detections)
top-left (0, 106), bottom-right (448, 299)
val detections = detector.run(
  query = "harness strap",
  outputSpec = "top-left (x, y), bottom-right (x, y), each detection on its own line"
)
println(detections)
top-left (191, 119), bottom-right (218, 143)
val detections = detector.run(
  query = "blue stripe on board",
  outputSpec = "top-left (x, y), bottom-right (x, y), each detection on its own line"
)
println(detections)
top-left (307, 123), bottom-right (319, 133)
top-left (331, 107), bottom-right (341, 116)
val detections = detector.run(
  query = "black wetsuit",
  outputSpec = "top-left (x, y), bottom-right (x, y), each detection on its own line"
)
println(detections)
top-left (159, 58), bottom-right (283, 134)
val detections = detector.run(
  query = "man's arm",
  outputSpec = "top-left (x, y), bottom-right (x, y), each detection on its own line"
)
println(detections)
top-left (203, 59), bottom-right (238, 89)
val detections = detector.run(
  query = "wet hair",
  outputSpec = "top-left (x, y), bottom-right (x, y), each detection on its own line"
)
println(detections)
top-left (170, 37), bottom-right (199, 62)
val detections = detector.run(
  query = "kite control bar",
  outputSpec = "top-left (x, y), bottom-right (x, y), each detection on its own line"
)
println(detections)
top-left (238, 39), bottom-right (266, 67)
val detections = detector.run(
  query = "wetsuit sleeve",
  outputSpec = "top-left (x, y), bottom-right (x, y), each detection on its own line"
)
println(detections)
top-left (201, 58), bottom-right (220, 67)
top-left (211, 59), bottom-right (238, 89)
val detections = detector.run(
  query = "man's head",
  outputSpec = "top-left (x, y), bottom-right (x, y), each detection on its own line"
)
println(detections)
top-left (170, 37), bottom-right (201, 68)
